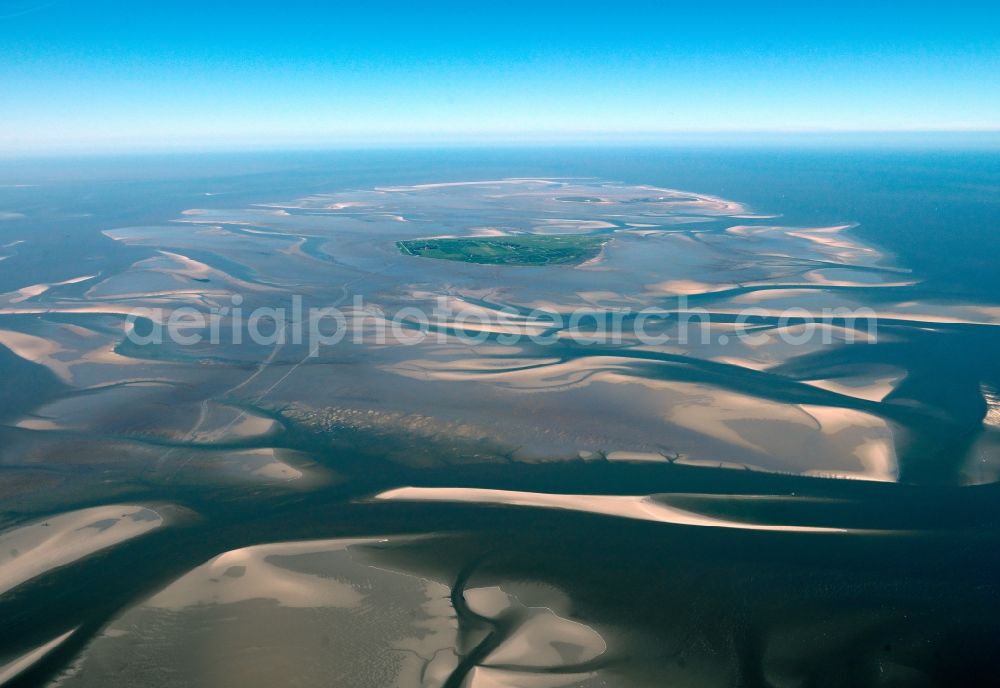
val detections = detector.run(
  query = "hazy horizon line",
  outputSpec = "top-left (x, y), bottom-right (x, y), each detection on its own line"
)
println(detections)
top-left (4, 128), bottom-right (1000, 160)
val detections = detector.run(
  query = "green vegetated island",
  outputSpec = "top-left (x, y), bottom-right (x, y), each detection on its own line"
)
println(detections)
top-left (397, 234), bottom-right (606, 266)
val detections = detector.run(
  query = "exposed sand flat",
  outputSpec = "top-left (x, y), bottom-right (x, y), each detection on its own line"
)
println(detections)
top-left (708, 355), bottom-right (772, 371)
top-left (682, 306), bottom-right (1000, 327)
top-left (387, 342), bottom-right (895, 480)
top-left (661, 383), bottom-right (822, 455)
top-left (465, 666), bottom-right (597, 688)
top-left (173, 448), bottom-right (320, 486)
top-left (171, 218), bottom-right (256, 226)
top-left (785, 224), bottom-right (861, 250)
top-left (146, 539), bottom-right (381, 610)
top-left (0, 505), bottom-right (164, 596)
top-left (430, 344), bottom-right (530, 356)
top-left (253, 194), bottom-right (382, 210)
top-left (85, 249), bottom-right (271, 298)
top-left (1, 274), bottom-right (98, 305)
top-left (629, 216), bottom-right (716, 227)
top-left (722, 223), bottom-right (883, 268)
top-left (801, 268), bottom-right (917, 287)
top-left (6, 284), bottom-right (49, 303)
top-left (982, 384), bottom-right (1000, 428)
top-left (0, 329), bottom-right (72, 381)
top-left (386, 355), bottom-right (639, 390)
top-left (888, 303), bottom-right (1000, 325)
top-left (424, 304), bottom-right (556, 337)
top-left (375, 487), bottom-right (851, 533)
top-left (436, 295), bottom-right (551, 323)
top-left (484, 606), bottom-right (606, 668)
top-left (0, 304), bottom-right (175, 320)
top-left (849, 438), bottom-right (897, 482)
top-left (0, 321), bottom-right (146, 389)
top-left (730, 288), bottom-right (822, 304)
top-left (467, 227), bottom-right (511, 237)
top-left (253, 461), bottom-right (302, 481)
top-left (645, 279), bottom-right (738, 296)
top-left (575, 244), bottom-right (610, 269)
top-left (799, 405), bottom-right (897, 481)
top-left (575, 290), bottom-right (634, 306)
top-left (0, 629), bottom-right (76, 686)
top-left (14, 382), bottom-right (205, 435)
top-left (348, 306), bottom-right (554, 341)
top-left (464, 586), bottom-right (512, 618)
top-left (736, 321), bottom-right (879, 346)
top-left (395, 356), bottom-right (561, 373)
top-left (67, 536), bottom-right (461, 688)
top-left (803, 373), bottom-right (905, 403)
top-left (325, 201), bottom-right (367, 209)
top-left (375, 179), bottom-right (562, 192)
top-left (631, 184), bottom-right (749, 214)
top-left (16, 418), bottom-right (61, 431)
top-left (654, 381), bottom-right (898, 478)
top-left (727, 223), bottom-right (853, 238)
top-left (605, 450), bottom-right (670, 463)
top-left (383, 354), bottom-right (895, 476)
top-left (186, 405), bottom-right (279, 444)
top-left (532, 219), bottom-right (617, 232)
top-left (351, 179), bottom-right (753, 217)
top-left (251, 461), bottom-right (303, 481)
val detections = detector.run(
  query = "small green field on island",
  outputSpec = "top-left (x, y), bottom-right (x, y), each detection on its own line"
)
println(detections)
top-left (397, 234), bottom-right (606, 266)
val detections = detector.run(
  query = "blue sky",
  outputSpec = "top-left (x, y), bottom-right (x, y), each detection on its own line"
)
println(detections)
top-left (2, 0), bottom-right (999, 153)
